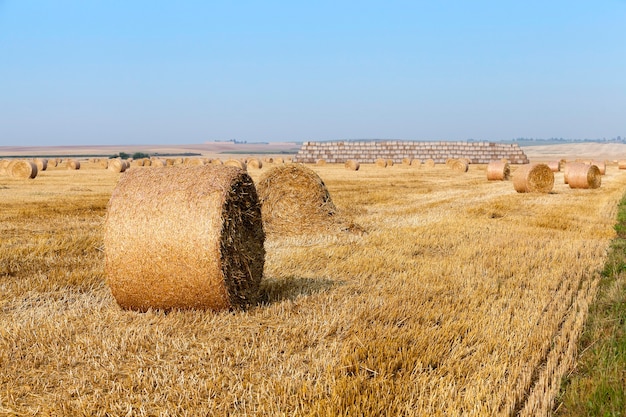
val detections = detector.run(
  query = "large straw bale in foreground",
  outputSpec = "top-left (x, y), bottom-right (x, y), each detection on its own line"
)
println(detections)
top-left (256, 164), bottom-right (338, 235)
top-left (104, 165), bottom-right (265, 311)
top-left (10, 160), bottom-right (38, 179)
top-left (513, 163), bottom-right (554, 193)
top-left (567, 163), bottom-right (602, 189)
top-left (486, 160), bottom-right (510, 181)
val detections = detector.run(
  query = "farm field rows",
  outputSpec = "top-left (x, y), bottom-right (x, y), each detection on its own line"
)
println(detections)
top-left (1, 161), bottom-right (625, 416)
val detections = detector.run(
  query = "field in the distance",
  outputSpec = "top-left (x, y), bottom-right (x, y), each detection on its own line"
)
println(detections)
top-left (1, 157), bottom-right (625, 416)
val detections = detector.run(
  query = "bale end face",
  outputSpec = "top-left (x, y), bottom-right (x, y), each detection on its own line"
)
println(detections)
top-left (104, 165), bottom-right (265, 311)
top-left (513, 163), bottom-right (554, 193)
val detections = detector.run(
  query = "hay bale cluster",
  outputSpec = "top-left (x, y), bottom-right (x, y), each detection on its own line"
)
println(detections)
top-left (104, 165), bottom-right (265, 311)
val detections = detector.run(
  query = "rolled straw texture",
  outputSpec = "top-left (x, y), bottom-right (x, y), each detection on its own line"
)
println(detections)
top-left (247, 158), bottom-right (263, 169)
top-left (567, 163), bottom-right (601, 189)
top-left (274, 157), bottom-right (284, 164)
top-left (375, 159), bottom-right (387, 168)
top-left (0, 159), bottom-right (10, 176)
top-left (224, 159), bottom-right (247, 170)
top-left (34, 158), bottom-right (48, 171)
top-left (345, 160), bottom-right (360, 171)
top-left (104, 165), bottom-right (265, 311)
top-left (513, 163), bottom-right (554, 193)
top-left (591, 160), bottom-right (606, 175)
top-left (10, 160), bottom-right (38, 179)
top-left (151, 159), bottom-right (166, 167)
top-left (66, 160), bottom-right (80, 170)
top-left (386, 159), bottom-right (394, 167)
top-left (563, 162), bottom-right (584, 184)
top-left (450, 159), bottom-right (469, 172)
top-left (315, 159), bottom-right (326, 166)
top-left (256, 163), bottom-right (338, 235)
top-left (546, 161), bottom-right (561, 172)
top-left (619, 160), bottom-right (626, 170)
top-left (424, 159), bottom-right (436, 168)
top-left (486, 160), bottom-right (510, 181)
top-left (107, 159), bottom-right (126, 173)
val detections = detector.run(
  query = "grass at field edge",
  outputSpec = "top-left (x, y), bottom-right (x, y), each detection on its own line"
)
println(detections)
top-left (555, 193), bottom-right (626, 416)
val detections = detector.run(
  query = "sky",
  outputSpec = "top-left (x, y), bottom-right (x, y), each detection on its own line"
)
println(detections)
top-left (0, 1), bottom-right (625, 146)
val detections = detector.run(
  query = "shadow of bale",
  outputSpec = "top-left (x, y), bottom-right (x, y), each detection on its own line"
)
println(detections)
top-left (258, 277), bottom-right (338, 304)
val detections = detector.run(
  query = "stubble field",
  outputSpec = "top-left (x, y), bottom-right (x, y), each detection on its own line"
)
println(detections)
top-left (1, 159), bottom-right (625, 416)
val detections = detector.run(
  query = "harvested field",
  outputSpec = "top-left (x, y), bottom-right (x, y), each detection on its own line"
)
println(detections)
top-left (1, 162), bottom-right (625, 415)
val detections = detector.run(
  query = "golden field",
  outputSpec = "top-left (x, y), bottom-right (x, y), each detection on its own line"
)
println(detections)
top-left (1, 159), bottom-right (625, 416)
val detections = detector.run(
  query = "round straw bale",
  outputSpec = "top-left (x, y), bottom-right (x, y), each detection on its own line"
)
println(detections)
top-left (411, 159), bottom-right (422, 167)
top-left (0, 159), bottom-right (11, 176)
top-left (345, 160), bottom-right (360, 171)
top-left (211, 159), bottom-right (223, 165)
top-left (424, 159), bottom-right (436, 168)
top-left (386, 159), bottom-right (394, 167)
top-left (247, 158), bottom-right (263, 169)
top-left (274, 157), bottom-right (284, 164)
top-left (107, 158), bottom-right (126, 173)
top-left (459, 158), bottom-right (471, 165)
top-left (151, 159), bottom-right (165, 167)
top-left (567, 163), bottom-right (601, 189)
top-left (513, 163), bottom-right (554, 193)
top-left (316, 159), bottom-right (326, 166)
top-left (375, 158), bottom-right (387, 168)
top-left (486, 160), bottom-right (510, 181)
top-left (546, 161), bottom-right (561, 172)
top-left (34, 158), bottom-right (48, 171)
top-left (256, 163), bottom-right (338, 235)
top-left (264, 157), bottom-right (274, 163)
top-left (224, 159), bottom-right (247, 170)
top-left (591, 160), bottom-right (606, 175)
top-left (401, 158), bottom-right (412, 165)
top-left (104, 165), bottom-right (265, 311)
top-left (10, 160), bottom-right (38, 179)
top-left (563, 162), bottom-right (584, 184)
top-left (186, 158), bottom-right (205, 166)
top-left (49, 159), bottom-right (59, 168)
top-left (66, 159), bottom-right (80, 170)
top-left (450, 159), bottom-right (469, 172)
top-left (619, 160), bottom-right (626, 170)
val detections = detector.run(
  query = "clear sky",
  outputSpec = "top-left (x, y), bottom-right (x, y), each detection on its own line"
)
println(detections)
top-left (1, 1), bottom-right (625, 146)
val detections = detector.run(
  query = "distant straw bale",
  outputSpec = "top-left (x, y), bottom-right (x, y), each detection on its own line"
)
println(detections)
top-left (10, 160), bottom-right (38, 179)
top-left (401, 158), bottom-right (412, 166)
top-left (256, 164), bottom-right (341, 235)
top-left (186, 158), bottom-right (205, 166)
top-left (591, 160), bottom-right (606, 175)
top-left (264, 157), bottom-right (274, 163)
top-left (274, 157), bottom-right (284, 164)
top-left (107, 159), bottom-right (126, 173)
top-left (49, 159), bottom-right (59, 168)
top-left (104, 165), bottom-right (265, 311)
top-left (247, 158), bottom-right (263, 169)
top-left (450, 159), bottom-right (469, 172)
top-left (386, 159), bottom-right (394, 167)
top-left (34, 158), bottom-right (48, 171)
top-left (568, 164), bottom-right (601, 189)
top-left (0, 159), bottom-right (10, 176)
top-left (345, 160), bottom-right (360, 171)
top-left (619, 160), bottom-right (626, 170)
top-left (66, 160), bottom-right (81, 170)
top-left (486, 160), bottom-right (510, 181)
top-left (546, 161), bottom-right (561, 172)
top-left (513, 163), bottom-right (554, 193)
top-left (316, 159), bottom-right (327, 166)
top-left (224, 159), bottom-right (247, 170)
top-left (151, 159), bottom-right (166, 168)
top-left (424, 159), bottom-right (436, 168)
top-left (375, 159), bottom-right (387, 168)
top-left (211, 159), bottom-right (223, 165)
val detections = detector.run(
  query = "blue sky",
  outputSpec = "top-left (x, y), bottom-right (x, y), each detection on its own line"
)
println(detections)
top-left (1, 1), bottom-right (625, 146)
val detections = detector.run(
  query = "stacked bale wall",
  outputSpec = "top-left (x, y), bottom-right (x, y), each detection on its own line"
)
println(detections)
top-left (294, 141), bottom-right (529, 164)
